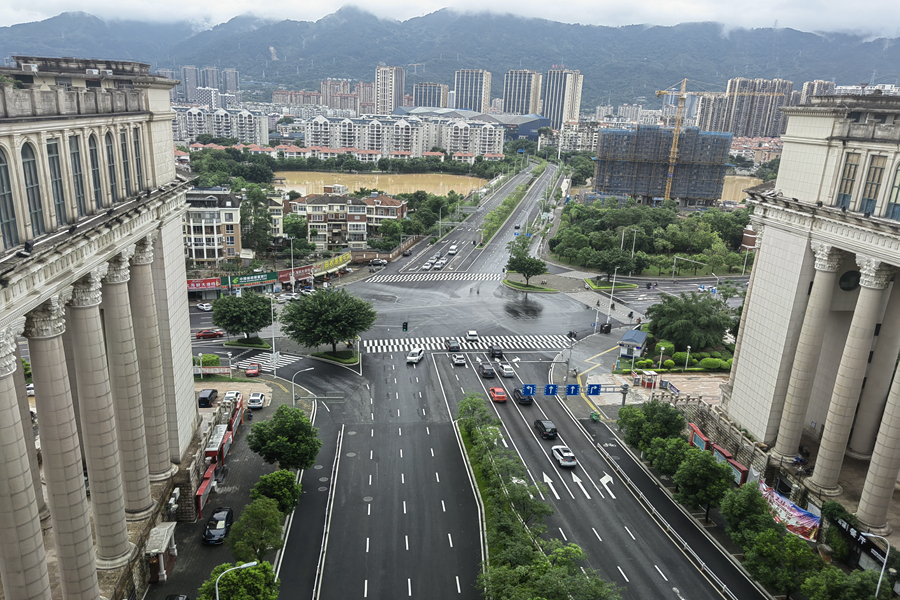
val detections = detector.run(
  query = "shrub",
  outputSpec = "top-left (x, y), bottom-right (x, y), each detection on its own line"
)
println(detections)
top-left (708, 351), bottom-right (722, 359)
top-left (696, 352), bottom-right (710, 360)
top-left (193, 354), bottom-right (221, 366)
top-left (825, 525), bottom-right (850, 562)
top-left (692, 358), bottom-right (699, 366)
top-left (654, 339), bottom-right (674, 354)
top-left (671, 352), bottom-right (688, 364)
top-left (636, 359), bottom-right (653, 369)
top-left (699, 357), bottom-right (723, 369)
top-left (725, 359), bottom-right (733, 370)
top-left (663, 360), bottom-right (675, 368)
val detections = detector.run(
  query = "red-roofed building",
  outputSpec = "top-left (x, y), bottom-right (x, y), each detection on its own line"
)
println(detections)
top-left (422, 151), bottom-right (445, 162)
top-left (452, 152), bottom-right (476, 164)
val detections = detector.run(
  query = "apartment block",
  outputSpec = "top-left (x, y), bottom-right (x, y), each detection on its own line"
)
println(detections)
top-left (375, 66), bottom-right (406, 115)
top-left (696, 77), bottom-right (794, 137)
top-left (172, 106), bottom-right (269, 145)
top-left (454, 69), bottom-right (492, 113)
top-left (414, 82), bottom-right (449, 108)
top-left (544, 68), bottom-right (583, 129)
top-left (503, 70), bottom-right (542, 115)
top-left (184, 187), bottom-right (242, 265)
top-left (200, 66), bottom-right (219, 90)
top-left (180, 65), bottom-right (199, 102)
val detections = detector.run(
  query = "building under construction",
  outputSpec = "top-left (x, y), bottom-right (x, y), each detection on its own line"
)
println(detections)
top-left (592, 125), bottom-right (732, 205)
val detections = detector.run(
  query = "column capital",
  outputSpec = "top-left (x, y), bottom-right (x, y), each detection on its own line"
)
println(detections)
top-left (131, 232), bottom-right (158, 266)
top-left (0, 320), bottom-right (25, 377)
top-left (24, 296), bottom-right (67, 339)
top-left (811, 242), bottom-right (846, 272)
top-left (754, 224), bottom-right (765, 249)
top-left (70, 266), bottom-right (108, 308)
top-left (104, 247), bottom-right (135, 284)
top-left (857, 256), bottom-right (895, 290)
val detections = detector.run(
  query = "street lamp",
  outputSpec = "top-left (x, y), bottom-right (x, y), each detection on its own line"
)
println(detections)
top-left (270, 299), bottom-right (277, 379)
top-left (215, 561), bottom-right (258, 600)
top-left (291, 367), bottom-right (315, 408)
top-left (685, 346), bottom-right (691, 370)
top-left (227, 352), bottom-right (232, 381)
top-left (197, 352), bottom-right (203, 380)
top-left (605, 266), bottom-right (619, 324)
top-left (630, 228), bottom-right (640, 259)
top-left (861, 533), bottom-right (890, 599)
top-left (286, 236), bottom-right (295, 289)
top-left (438, 205), bottom-right (445, 238)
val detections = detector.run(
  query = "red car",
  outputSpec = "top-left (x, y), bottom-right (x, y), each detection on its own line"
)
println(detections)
top-left (489, 387), bottom-right (508, 403)
top-left (245, 363), bottom-right (261, 377)
top-left (195, 329), bottom-right (224, 339)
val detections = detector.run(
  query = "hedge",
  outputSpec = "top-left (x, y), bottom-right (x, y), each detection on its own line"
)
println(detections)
top-left (699, 357), bottom-right (723, 369)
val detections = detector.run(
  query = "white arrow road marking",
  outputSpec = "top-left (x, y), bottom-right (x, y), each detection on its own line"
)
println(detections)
top-left (599, 472), bottom-right (616, 499)
top-left (542, 472), bottom-right (560, 500)
top-left (572, 472), bottom-right (591, 499)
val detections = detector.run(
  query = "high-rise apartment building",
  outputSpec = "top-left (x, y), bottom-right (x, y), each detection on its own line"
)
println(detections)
top-left (413, 82), bottom-right (449, 108)
top-left (503, 70), bottom-right (542, 114)
top-left (195, 87), bottom-right (220, 110)
top-left (800, 80), bottom-right (836, 105)
top-left (696, 77), bottom-right (794, 137)
top-left (375, 66), bottom-right (405, 115)
top-left (355, 81), bottom-right (375, 114)
top-left (200, 66), bottom-right (219, 90)
top-left (454, 69), bottom-right (492, 113)
top-left (543, 68), bottom-right (583, 129)
top-left (321, 79), bottom-right (352, 108)
top-left (156, 69), bottom-right (177, 102)
top-left (221, 68), bottom-right (240, 94)
top-left (180, 65), bottom-right (200, 102)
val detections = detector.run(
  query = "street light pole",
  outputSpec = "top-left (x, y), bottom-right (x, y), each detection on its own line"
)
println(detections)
top-left (197, 352), bottom-right (203, 380)
top-left (286, 236), bottom-right (295, 290)
top-left (742, 248), bottom-right (750, 276)
top-left (605, 266), bottom-right (619, 324)
top-left (685, 346), bottom-right (691, 370)
top-left (861, 533), bottom-right (890, 599)
top-left (270, 299), bottom-right (277, 379)
top-left (215, 562), bottom-right (258, 600)
top-left (291, 367), bottom-right (315, 408)
top-left (227, 352), bottom-right (232, 381)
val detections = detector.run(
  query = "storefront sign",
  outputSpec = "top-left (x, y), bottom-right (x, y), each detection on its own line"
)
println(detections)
top-left (314, 251), bottom-right (351, 275)
top-left (278, 265), bottom-right (314, 283)
top-left (187, 277), bottom-right (221, 291)
top-left (225, 272), bottom-right (278, 288)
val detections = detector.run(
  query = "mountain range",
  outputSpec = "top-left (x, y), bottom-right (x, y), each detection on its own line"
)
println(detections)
top-left (2, 7), bottom-right (899, 108)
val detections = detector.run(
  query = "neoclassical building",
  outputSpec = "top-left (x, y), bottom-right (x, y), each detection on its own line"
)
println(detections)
top-left (0, 57), bottom-right (196, 598)
top-left (724, 94), bottom-right (900, 533)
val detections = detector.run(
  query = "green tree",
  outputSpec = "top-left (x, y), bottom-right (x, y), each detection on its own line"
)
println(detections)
top-left (281, 289), bottom-right (377, 354)
top-left (645, 436), bottom-right (691, 477)
top-left (756, 157), bottom-right (780, 182)
top-left (616, 399), bottom-right (686, 452)
top-left (211, 292), bottom-right (274, 338)
top-left (719, 482), bottom-right (782, 547)
top-left (197, 562), bottom-right (279, 600)
top-left (674, 449), bottom-right (734, 521)
top-left (645, 291), bottom-right (733, 350)
top-left (282, 214), bottom-right (308, 239)
top-left (594, 249), bottom-right (634, 281)
top-left (247, 405), bottom-right (322, 471)
top-left (226, 498), bottom-right (285, 562)
top-left (251, 470), bottom-right (302, 516)
top-left (457, 392), bottom-right (498, 439)
top-left (240, 187), bottom-right (273, 256)
top-left (801, 565), bottom-right (890, 600)
top-left (743, 528), bottom-right (821, 599)
top-left (508, 255), bottom-right (547, 286)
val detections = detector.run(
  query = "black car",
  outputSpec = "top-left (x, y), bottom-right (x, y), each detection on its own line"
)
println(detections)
top-left (444, 337), bottom-right (461, 351)
top-left (534, 419), bottom-right (557, 439)
top-left (479, 364), bottom-right (496, 378)
top-left (514, 223), bottom-right (521, 229)
top-left (370, 258), bottom-right (387, 266)
top-left (402, 249), bottom-right (412, 256)
top-left (489, 345), bottom-right (504, 359)
top-left (513, 388), bottom-right (534, 405)
top-left (201, 506), bottom-right (234, 545)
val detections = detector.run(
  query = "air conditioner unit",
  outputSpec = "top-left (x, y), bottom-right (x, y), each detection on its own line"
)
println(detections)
top-left (100, 70), bottom-right (113, 77)
top-left (22, 63), bottom-right (38, 73)
top-left (85, 69), bottom-right (99, 76)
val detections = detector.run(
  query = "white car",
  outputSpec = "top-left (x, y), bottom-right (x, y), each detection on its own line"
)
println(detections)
top-left (26, 383), bottom-right (34, 396)
top-left (406, 348), bottom-right (425, 364)
top-left (498, 363), bottom-right (515, 378)
top-left (551, 445), bottom-right (578, 468)
top-left (278, 293), bottom-right (300, 303)
top-left (432, 261), bottom-right (444, 270)
top-left (223, 390), bottom-right (242, 404)
top-left (197, 303), bottom-right (213, 312)
top-left (466, 330), bottom-right (478, 342)
top-left (421, 262), bottom-right (433, 270)
top-left (247, 392), bottom-right (266, 409)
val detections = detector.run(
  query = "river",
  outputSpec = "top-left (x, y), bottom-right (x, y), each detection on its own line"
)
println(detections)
top-left (274, 172), bottom-right (487, 196)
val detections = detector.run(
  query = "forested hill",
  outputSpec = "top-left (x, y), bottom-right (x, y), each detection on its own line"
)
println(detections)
top-left (2, 7), bottom-right (899, 107)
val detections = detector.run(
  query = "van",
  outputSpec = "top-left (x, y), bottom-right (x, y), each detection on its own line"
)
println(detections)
top-left (198, 389), bottom-right (218, 408)
top-left (447, 245), bottom-right (458, 255)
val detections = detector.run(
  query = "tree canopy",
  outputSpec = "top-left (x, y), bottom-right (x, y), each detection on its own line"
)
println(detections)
top-left (644, 291), bottom-right (734, 351)
top-left (505, 236), bottom-right (546, 286)
top-left (197, 562), bottom-right (279, 600)
top-left (644, 436), bottom-right (691, 477)
top-left (240, 186), bottom-right (274, 256)
top-left (743, 528), bottom-right (821, 600)
top-left (616, 399), bottom-right (685, 452)
top-left (251, 470), bottom-right (302, 516)
top-left (801, 565), bottom-right (890, 600)
top-left (211, 292), bottom-right (274, 338)
top-left (226, 497), bottom-right (285, 562)
top-left (247, 405), bottom-right (322, 471)
top-left (673, 449), bottom-right (734, 521)
top-left (281, 289), bottom-right (377, 354)
top-left (719, 482), bottom-right (782, 548)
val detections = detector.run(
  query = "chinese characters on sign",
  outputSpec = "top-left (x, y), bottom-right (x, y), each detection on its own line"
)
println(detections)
top-left (187, 277), bottom-right (221, 290)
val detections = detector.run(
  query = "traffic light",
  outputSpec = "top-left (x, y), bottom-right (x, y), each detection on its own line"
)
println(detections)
top-left (402, 321), bottom-right (408, 332)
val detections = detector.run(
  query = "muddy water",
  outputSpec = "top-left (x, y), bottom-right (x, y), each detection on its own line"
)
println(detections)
top-left (274, 172), bottom-right (487, 196)
top-left (722, 175), bottom-right (763, 202)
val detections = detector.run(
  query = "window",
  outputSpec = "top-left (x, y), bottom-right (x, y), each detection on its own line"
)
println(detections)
top-left (224, 213), bottom-right (233, 222)
top-left (227, 248), bottom-right (235, 256)
top-left (46, 140), bottom-right (68, 226)
top-left (105, 132), bottom-right (118, 202)
top-left (21, 144), bottom-right (46, 236)
top-left (0, 149), bottom-right (19, 249)
top-left (225, 224), bottom-right (234, 233)
top-left (836, 153), bottom-right (860, 209)
top-left (88, 135), bottom-right (103, 209)
top-left (226, 236), bottom-right (235, 246)
top-left (132, 128), bottom-right (143, 192)
top-left (887, 163), bottom-right (900, 221)
top-left (861, 155), bottom-right (887, 214)
top-left (69, 136), bottom-right (87, 217)
top-left (120, 131), bottom-right (131, 197)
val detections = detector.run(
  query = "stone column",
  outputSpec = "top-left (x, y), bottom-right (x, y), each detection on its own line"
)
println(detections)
top-left (25, 296), bottom-right (101, 600)
top-left (727, 225), bottom-right (764, 389)
top-left (773, 243), bottom-right (845, 459)
top-left (11, 346), bottom-right (49, 520)
top-left (809, 257), bottom-right (895, 495)
top-left (0, 323), bottom-right (52, 600)
top-left (68, 268), bottom-right (134, 566)
top-left (129, 233), bottom-right (175, 480)
top-left (103, 250), bottom-right (154, 517)
top-left (856, 352), bottom-right (900, 534)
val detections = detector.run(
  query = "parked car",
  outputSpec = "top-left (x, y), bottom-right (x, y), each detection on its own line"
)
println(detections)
top-left (223, 390), bottom-right (242, 404)
top-left (489, 345), bottom-right (504, 359)
top-left (197, 303), bottom-right (213, 312)
top-left (478, 364), bottom-right (496, 378)
top-left (248, 392), bottom-right (266, 409)
top-left (245, 363), bottom-right (260, 377)
top-left (489, 387), bottom-right (508, 403)
top-left (444, 337), bottom-right (461, 351)
top-left (432, 261), bottom-right (445, 270)
top-left (513, 388), bottom-right (534, 405)
top-left (195, 329), bottom-right (224, 339)
top-left (300, 289), bottom-right (314, 296)
top-left (406, 348), bottom-right (425, 364)
top-left (370, 258), bottom-right (387, 266)
top-left (26, 383), bottom-right (34, 396)
top-left (198, 389), bottom-right (218, 408)
top-left (402, 249), bottom-right (412, 256)
top-left (498, 363), bottom-right (515, 378)
top-left (201, 506), bottom-right (234, 545)
top-left (433, 252), bottom-right (442, 260)
top-left (551, 445), bottom-right (577, 468)
top-left (534, 419), bottom-right (557, 439)
top-left (466, 330), bottom-right (478, 341)
top-left (277, 293), bottom-right (299, 303)
top-left (450, 354), bottom-right (467, 366)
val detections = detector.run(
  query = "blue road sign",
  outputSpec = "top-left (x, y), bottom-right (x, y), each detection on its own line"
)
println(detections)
top-left (526, 233), bottom-right (531, 237)
top-left (514, 232), bottom-right (519, 236)
top-left (587, 384), bottom-right (602, 395)
top-left (544, 384), bottom-right (558, 396)
top-left (522, 384), bottom-right (537, 395)
top-left (566, 384), bottom-right (580, 395)
top-left (591, 322), bottom-right (596, 327)
top-left (518, 149), bottom-right (524, 153)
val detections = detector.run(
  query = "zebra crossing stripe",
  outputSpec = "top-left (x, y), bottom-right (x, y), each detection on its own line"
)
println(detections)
top-left (361, 334), bottom-right (571, 354)
top-left (367, 272), bottom-right (504, 283)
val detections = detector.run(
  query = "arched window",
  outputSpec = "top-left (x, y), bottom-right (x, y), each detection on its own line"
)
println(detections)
top-left (887, 163), bottom-right (900, 221)
top-left (69, 135), bottom-right (88, 217)
top-left (133, 128), bottom-right (144, 192)
top-left (21, 143), bottom-right (45, 236)
top-left (105, 132), bottom-right (118, 202)
top-left (88, 135), bottom-right (103, 209)
top-left (46, 139), bottom-right (68, 226)
top-left (0, 149), bottom-right (19, 249)
top-left (120, 131), bottom-right (132, 197)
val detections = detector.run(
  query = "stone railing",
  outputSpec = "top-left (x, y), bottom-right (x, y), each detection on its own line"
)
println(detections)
top-left (0, 83), bottom-right (146, 120)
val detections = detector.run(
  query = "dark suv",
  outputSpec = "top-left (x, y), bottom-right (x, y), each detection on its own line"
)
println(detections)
top-left (198, 389), bottom-right (218, 408)
top-left (534, 419), bottom-right (557, 439)
top-left (513, 388), bottom-right (534, 405)
top-left (488, 345), bottom-right (504, 359)
top-left (478, 364), bottom-right (496, 378)
top-left (444, 337), bottom-right (461, 351)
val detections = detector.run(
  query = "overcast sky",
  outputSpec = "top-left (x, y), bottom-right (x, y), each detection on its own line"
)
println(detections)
top-left (2, 1), bottom-right (899, 39)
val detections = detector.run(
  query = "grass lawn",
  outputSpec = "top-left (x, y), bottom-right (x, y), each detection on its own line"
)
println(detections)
top-left (504, 279), bottom-right (556, 292)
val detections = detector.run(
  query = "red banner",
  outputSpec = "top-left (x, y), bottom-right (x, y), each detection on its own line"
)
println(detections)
top-left (187, 277), bottom-right (221, 290)
top-left (278, 265), bottom-right (314, 283)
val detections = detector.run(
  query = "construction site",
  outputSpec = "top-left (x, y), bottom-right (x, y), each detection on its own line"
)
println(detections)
top-left (591, 125), bottom-right (732, 206)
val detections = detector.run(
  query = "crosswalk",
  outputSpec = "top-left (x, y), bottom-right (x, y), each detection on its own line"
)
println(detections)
top-left (233, 352), bottom-right (304, 371)
top-left (362, 334), bottom-right (572, 354)
top-left (367, 272), bottom-right (504, 283)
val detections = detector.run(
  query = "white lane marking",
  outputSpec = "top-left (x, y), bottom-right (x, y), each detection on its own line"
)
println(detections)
top-left (398, 409), bottom-right (401, 417)
top-left (592, 528), bottom-right (602, 542)
top-left (405, 535), bottom-right (409, 550)
top-left (400, 449), bottom-right (403, 458)
top-left (558, 527), bottom-right (567, 541)
top-left (460, 387), bottom-right (465, 393)
top-left (617, 566), bottom-right (629, 582)
top-left (542, 472), bottom-right (560, 500)
top-left (403, 501), bottom-right (407, 514)
top-left (416, 377), bottom-right (419, 383)
top-left (430, 448), bottom-right (434, 457)
top-left (370, 450), bottom-right (373, 460)
top-left (402, 473), bottom-right (405, 484)
top-left (394, 378), bottom-right (397, 384)
top-left (371, 412), bottom-right (374, 420)
top-left (408, 579), bottom-right (412, 596)
top-left (366, 538), bottom-right (369, 552)
top-left (322, 403), bottom-right (330, 412)
top-left (370, 397), bottom-right (373, 404)
top-left (625, 526), bottom-right (635, 540)
top-left (367, 504), bottom-right (371, 516)
top-left (442, 500), bottom-right (446, 512)
top-left (395, 392), bottom-right (399, 399)
top-left (364, 580), bottom-right (368, 598)
top-left (655, 565), bottom-right (668, 581)
top-left (599, 472), bottom-right (616, 499)
top-left (435, 472), bottom-right (440, 482)
top-left (426, 426), bottom-right (430, 435)
top-left (371, 429), bottom-right (374, 437)
top-left (448, 533), bottom-right (453, 547)
top-left (456, 576), bottom-right (461, 593)
top-left (368, 474), bottom-right (372, 485)
top-left (399, 427), bottom-right (402, 436)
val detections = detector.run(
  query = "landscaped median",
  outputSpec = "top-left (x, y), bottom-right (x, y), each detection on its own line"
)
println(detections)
top-left (585, 278), bottom-right (638, 291)
top-left (502, 279), bottom-right (556, 293)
